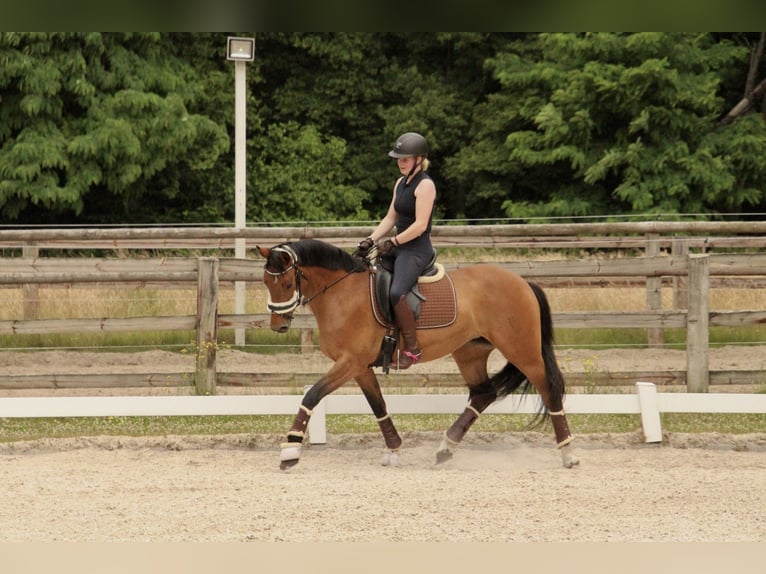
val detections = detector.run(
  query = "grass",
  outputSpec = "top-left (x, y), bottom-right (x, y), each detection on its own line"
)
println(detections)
top-left (1, 412), bottom-right (764, 444)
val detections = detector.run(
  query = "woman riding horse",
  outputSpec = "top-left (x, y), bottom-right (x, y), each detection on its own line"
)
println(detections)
top-left (354, 132), bottom-right (436, 369)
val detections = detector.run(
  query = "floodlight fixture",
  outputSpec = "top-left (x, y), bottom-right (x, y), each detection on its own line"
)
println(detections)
top-left (227, 37), bottom-right (255, 61)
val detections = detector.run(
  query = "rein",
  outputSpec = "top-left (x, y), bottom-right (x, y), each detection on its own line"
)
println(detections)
top-left (300, 262), bottom-right (366, 306)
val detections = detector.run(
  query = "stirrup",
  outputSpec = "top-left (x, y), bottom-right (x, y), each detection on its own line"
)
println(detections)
top-left (395, 349), bottom-right (421, 369)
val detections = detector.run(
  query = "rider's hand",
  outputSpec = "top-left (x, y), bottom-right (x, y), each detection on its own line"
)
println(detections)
top-left (352, 237), bottom-right (375, 258)
top-left (377, 239), bottom-right (395, 256)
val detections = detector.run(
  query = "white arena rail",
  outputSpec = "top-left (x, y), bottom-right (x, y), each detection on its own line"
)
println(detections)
top-left (1, 383), bottom-right (765, 445)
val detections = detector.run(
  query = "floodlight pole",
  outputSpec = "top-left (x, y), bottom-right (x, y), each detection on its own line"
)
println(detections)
top-left (233, 58), bottom-right (247, 346)
top-left (227, 37), bottom-right (254, 347)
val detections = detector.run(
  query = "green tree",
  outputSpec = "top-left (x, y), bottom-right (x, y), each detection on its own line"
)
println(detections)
top-left (3, 33), bottom-right (764, 226)
top-left (251, 32), bottom-right (508, 222)
top-left (449, 32), bottom-right (766, 220)
top-left (248, 121), bottom-right (368, 222)
top-left (0, 32), bottom-right (229, 224)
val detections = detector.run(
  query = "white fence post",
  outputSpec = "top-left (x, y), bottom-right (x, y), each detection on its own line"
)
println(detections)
top-left (307, 386), bottom-right (327, 445)
top-left (636, 382), bottom-right (662, 443)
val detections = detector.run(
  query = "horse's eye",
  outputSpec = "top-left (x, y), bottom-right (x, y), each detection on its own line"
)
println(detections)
top-left (285, 281), bottom-right (293, 290)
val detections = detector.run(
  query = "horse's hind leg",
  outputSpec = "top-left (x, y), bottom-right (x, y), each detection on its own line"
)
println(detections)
top-left (436, 380), bottom-right (497, 464)
top-left (356, 369), bottom-right (403, 466)
top-left (509, 352), bottom-right (579, 469)
top-left (436, 341), bottom-right (496, 464)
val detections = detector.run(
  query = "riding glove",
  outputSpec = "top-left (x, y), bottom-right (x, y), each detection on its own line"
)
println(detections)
top-left (352, 237), bottom-right (375, 258)
top-left (377, 239), bottom-right (395, 256)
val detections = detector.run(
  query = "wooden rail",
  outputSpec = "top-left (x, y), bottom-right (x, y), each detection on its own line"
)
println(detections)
top-left (2, 220), bottom-right (766, 251)
top-left (0, 253), bottom-right (764, 394)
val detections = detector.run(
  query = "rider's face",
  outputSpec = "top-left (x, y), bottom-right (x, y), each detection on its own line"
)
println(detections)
top-left (396, 156), bottom-right (418, 175)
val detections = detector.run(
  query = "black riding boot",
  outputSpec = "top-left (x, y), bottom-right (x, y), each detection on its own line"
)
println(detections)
top-left (392, 295), bottom-right (421, 369)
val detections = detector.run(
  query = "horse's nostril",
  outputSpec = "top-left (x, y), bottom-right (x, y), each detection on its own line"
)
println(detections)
top-left (278, 325), bottom-right (289, 334)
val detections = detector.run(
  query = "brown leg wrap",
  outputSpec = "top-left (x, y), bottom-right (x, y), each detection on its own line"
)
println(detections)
top-left (287, 405), bottom-right (311, 444)
top-left (550, 410), bottom-right (573, 447)
top-left (377, 414), bottom-right (403, 450)
top-left (445, 406), bottom-right (480, 444)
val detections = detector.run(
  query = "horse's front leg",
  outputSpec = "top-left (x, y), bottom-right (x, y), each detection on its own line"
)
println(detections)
top-left (280, 364), bottom-right (353, 471)
top-left (356, 369), bottom-right (403, 467)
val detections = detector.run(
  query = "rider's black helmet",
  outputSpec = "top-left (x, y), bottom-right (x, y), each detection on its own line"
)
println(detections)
top-left (388, 132), bottom-right (429, 158)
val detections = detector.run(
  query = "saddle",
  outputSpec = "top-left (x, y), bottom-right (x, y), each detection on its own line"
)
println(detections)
top-left (368, 250), bottom-right (457, 372)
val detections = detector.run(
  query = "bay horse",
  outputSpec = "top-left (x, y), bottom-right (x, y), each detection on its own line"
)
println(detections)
top-left (256, 239), bottom-right (579, 470)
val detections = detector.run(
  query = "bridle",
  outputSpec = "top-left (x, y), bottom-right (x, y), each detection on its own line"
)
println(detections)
top-left (264, 245), bottom-right (366, 315)
top-left (264, 245), bottom-right (302, 316)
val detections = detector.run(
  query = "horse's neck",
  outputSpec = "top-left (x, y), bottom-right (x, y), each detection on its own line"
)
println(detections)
top-left (302, 267), bottom-right (365, 317)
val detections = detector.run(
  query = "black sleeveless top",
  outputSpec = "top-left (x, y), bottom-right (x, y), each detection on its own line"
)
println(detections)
top-left (393, 171), bottom-right (434, 238)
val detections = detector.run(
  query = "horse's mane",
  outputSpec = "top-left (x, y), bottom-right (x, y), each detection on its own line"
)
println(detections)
top-left (283, 239), bottom-right (365, 273)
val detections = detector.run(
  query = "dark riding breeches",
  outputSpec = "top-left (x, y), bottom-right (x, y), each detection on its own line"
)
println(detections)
top-left (384, 243), bottom-right (433, 306)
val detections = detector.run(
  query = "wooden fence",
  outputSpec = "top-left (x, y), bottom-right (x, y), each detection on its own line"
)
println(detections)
top-left (1, 222), bottom-right (765, 394)
top-left (1, 253), bottom-right (765, 393)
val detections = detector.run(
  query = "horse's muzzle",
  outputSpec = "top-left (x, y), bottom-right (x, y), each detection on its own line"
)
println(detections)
top-left (270, 312), bottom-right (292, 333)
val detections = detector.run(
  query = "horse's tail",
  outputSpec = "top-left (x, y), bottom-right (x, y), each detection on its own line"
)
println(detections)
top-left (489, 280), bottom-right (566, 426)
top-left (529, 280), bottom-right (567, 416)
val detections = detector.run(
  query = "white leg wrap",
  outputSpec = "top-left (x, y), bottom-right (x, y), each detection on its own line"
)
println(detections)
top-left (280, 442), bottom-right (302, 463)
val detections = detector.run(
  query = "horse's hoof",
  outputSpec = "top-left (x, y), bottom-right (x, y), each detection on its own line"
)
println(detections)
top-left (563, 457), bottom-right (581, 469)
top-left (561, 444), bottom-right (580, 468)
top-left (435, 450), bottom-right (453, 464)
top-left (280, 458), bottom-right (299, 471)
top-left (382, 450), bottom-right (401, 467)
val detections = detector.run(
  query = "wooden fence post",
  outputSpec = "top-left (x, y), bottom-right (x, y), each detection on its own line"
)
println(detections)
top-left (22, 245), bottom-right (40, 320)
top-left (671, 236), bottom-right (689, 309)
top-left (686, 254), bottom-right (710, 393)
top-left (645, 232), bottom-right (663, 347)
top-left (195, 257), bottom-right (219, 395)
top-left (300, 328), bottom-right (314, 353)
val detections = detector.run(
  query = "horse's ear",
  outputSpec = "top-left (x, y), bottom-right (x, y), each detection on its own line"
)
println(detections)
top-left (256, 245), bottom-right (271, 259)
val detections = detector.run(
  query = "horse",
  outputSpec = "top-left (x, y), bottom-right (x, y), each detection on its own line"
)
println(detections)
top-left (256, 238), bottom-right (579, 470)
